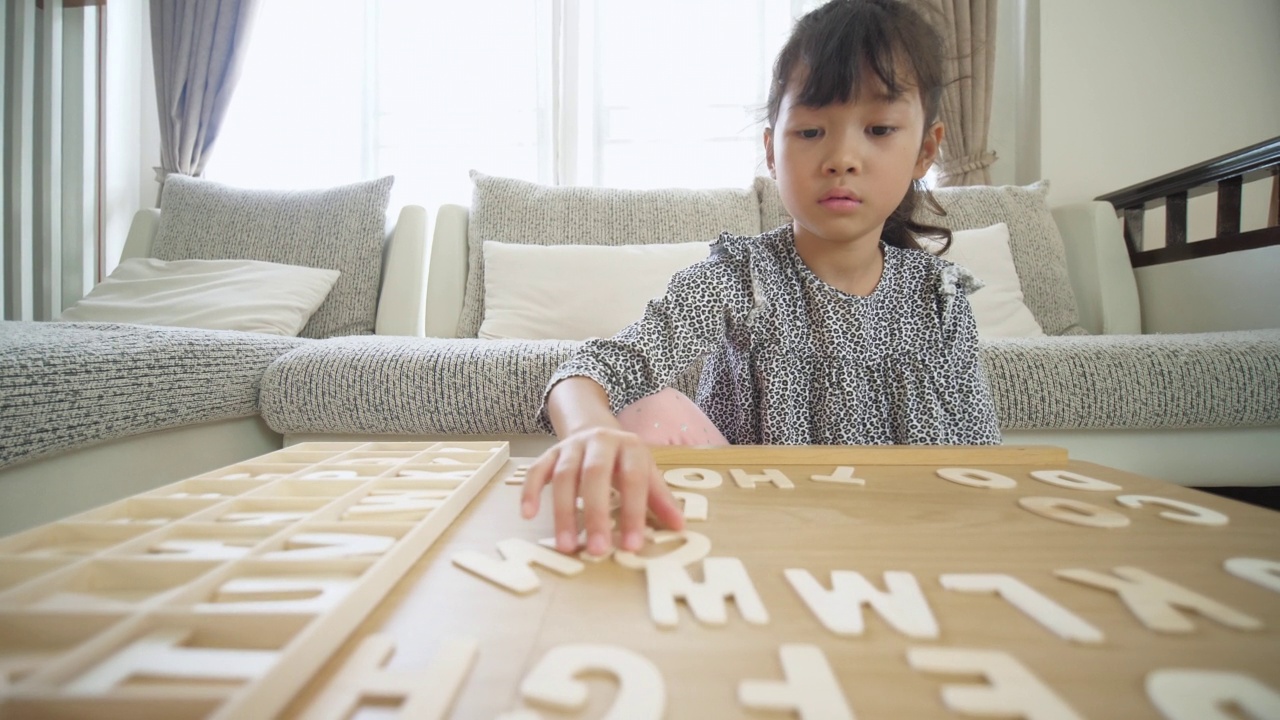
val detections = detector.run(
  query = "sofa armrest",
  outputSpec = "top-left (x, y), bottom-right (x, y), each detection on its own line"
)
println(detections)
top-left (1051, 201), bottom-right (1141, 335)
top-left (121, 208), bottom-right (161, 261)
top-left (425, 204), bottom-right (470, 338)
top-left (375, 205), bottom-right (430, 337)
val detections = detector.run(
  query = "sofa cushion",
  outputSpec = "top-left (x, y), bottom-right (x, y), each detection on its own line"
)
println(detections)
top-left (0, 321), bottom-right (309, 468)
top-left (459, 172), bottom-right (762, 338)
top-left (927, 223), bottom-right (1044, 338)
top-left (479, 240), bottom-right (712, 340)
top-left (260, 336), bottom-right (705, 435)
top-left (58, 258), bottom-right (340, 337)
top-left (151, 174), bottom-right (394, 339)
top-left (981, 330), bottom-right (1280, 430)
top-left (260, 330), bottom-right (1280, 436)
top-left (754, 176), bottom-right (1084, 337)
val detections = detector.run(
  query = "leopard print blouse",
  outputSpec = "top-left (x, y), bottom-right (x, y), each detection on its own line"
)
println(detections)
top-left (544, 224), bottom-right (1001, 445)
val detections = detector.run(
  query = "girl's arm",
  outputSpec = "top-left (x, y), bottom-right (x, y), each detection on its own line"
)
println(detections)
top-left (523, 250), bottom-right (746, 556)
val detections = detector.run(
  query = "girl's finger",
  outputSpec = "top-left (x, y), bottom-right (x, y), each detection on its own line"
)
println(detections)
top-left (578, 442), bottom-right (616, 557)
top-left (550, 446), bottom-right (583, 553)
top-left (648, 466), bottom-right (687, 532)
top-left (520, 448), bottom-right (559, 519)
top-left (614, 449), bottom-right (653, 551)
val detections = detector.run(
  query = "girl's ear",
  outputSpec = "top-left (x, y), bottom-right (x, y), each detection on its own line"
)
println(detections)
top-left (914, 121), bottom-right (944, 180)
top-left (763, 127), bottom-right (776, 178)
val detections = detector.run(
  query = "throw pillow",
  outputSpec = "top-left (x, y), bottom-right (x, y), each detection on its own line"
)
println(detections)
top-left (461, 171), bottom-right (762, 338)
top-left (150, 174), bottom-right (393, 339)
top-left (927, 223), bottom-right (1045, 338)
top-left (479, 240), bottom-right (712, 340)
top-left (922, 181), bottom-right (1083, 336)
top-left (58, 258), bottom-right (340, 336)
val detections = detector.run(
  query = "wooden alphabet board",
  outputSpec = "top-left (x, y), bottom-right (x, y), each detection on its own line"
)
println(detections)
top-left (281, 445), bottom-right (1280, 720)
top-left (1, 443), bottom-right (1277, 719)
top-left (0, 441), bottom-right (508, 720)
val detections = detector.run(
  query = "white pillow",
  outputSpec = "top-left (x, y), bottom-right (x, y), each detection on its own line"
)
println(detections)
top-left (932, 223), bottom-right (1045, 338)
top-left (59, 258), bottom-right (341, 337)
top-left (479, 241), bottom-right (712, 340)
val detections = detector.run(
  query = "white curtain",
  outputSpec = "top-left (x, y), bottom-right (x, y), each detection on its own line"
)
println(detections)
top-left (150, 0), bottom-right (259, 198)
top-left (923, 0), bottom-right (999, 186)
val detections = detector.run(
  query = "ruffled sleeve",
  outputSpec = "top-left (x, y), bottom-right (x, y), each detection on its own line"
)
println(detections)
top-left (931, 262), bottom-right (1002, 444)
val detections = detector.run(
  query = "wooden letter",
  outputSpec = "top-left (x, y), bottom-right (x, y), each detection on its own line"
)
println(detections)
top-left (730, 468), bottom-right (794, 490)
top-left (785, 569), bottom-right (938, 639)
top-left (613, 530), bottom-right (712, 570)
top-left (66, 628), bottom-right (277, 693)
top-left (199, 575), bottom-right (357, 613)
top-left (1115, 495), bottom-right (1229, 526)
top-left (936, 468), bottom-right (1017, 489)
top-left (343, 489), bottom-right (453, 521)
top-left (1029, 470), bottom-right (1121, 491)
top-left (1146, 669), bottom-right (1280, 720)
top-left (452, 538), bottom-right (585, 595)
top-left (1019, 497), bottom-right (1130, 529)
top-left (646, 557), bottom-right (768, 628)
top-left (301, 635), bottom-right (477, 720)
top-left (264, 532), bottom-right (396, 560)
top-left (908, 647), bottom-right (1084, 719)
top-left (515, 644), bottom-right (665, 719)
top-left (671, 491), bottom-right (709, 521)
top-left (1225, 557), bottom-right (1280, 594)
top-left (1055, 566), bottom-right (1262, 633)
top-left (939, 574), bottom-right (1103, 644)
top-left (739, 644), bottom-right (854, 719)
top-left (663, 468), bottom-right (723, 489)
top-left (811, 466), bottom-right (865, 486)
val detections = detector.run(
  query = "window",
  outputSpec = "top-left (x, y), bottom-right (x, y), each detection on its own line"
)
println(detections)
top-left (208, 1), bottom-right (817, 208)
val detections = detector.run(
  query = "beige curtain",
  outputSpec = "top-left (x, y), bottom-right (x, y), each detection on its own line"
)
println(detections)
top-left (150, 0), bottom-right (259, 199)
top-left (923, 0), bottom-right (998, 186)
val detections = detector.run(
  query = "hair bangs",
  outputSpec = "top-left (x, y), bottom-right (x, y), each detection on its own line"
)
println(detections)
top-left (793, 11), bottom-right (912, 110)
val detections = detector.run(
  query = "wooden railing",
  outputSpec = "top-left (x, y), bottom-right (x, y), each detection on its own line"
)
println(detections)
top-left (1095, 136), bottom-right (1280, 268)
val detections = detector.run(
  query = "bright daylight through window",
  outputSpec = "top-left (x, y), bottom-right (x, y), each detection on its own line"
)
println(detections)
top-left (208, 1), bottom-right (830, 207)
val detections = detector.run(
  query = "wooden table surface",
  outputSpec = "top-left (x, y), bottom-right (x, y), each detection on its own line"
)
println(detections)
top-left (281, 446), bottom-right (1280, 719)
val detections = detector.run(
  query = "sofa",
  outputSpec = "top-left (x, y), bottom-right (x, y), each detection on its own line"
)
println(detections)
top-left (0, 175), bottom-right (429, 533)
top-left (3, 173), bottom-right (1278, 535)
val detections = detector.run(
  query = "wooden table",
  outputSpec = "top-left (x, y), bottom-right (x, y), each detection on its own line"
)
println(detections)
top-left (277, 445), bottom-right (1280, 719)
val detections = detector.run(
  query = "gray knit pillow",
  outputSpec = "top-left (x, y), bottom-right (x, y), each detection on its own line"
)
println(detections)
top-left (923, 182), bottom-right (1083, 336)
top-left (151, 175), bottom-right (394, 339)
top-left (459, 172), bottom-right (762, 338)
top-left (755, 175), bottom-right (792, 233)
top-left (754, 176), bottom-right (1083, 336)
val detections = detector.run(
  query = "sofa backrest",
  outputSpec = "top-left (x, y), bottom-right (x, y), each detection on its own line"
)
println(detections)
top-left (455, 172), bottom-right (762, 338)
top-left (426, 174), bottom-right (1141, 338)
top-left (122, 202), bottom-right (430, 337)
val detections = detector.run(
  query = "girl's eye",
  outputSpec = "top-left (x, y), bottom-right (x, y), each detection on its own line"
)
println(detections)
top-left (869, 126), bottom-right (897, 137)
top-left (798, 128), bottom-right (822, 139)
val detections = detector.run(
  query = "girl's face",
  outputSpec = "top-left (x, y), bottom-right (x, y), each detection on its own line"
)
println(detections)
top-left (764, 69), bottom-right (942, 252)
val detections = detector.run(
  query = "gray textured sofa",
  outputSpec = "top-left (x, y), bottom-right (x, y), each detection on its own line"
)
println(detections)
top-left (0, 176), bottom-right (429, 534)
top-left (3, 174), bottom-right (1277, 536)
top-left (262, 175), bottom-right (1280, 489)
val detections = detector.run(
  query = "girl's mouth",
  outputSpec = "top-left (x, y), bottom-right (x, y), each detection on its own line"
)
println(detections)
top-left (819, 197), bottom-right (863, 211)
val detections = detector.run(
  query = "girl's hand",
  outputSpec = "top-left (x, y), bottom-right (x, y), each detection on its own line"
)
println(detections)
top-left (520, 426), bottom-right (685, 556)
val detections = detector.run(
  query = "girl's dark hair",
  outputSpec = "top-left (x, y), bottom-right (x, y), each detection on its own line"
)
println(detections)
top-left (766, 0), bottom-right (952, 252)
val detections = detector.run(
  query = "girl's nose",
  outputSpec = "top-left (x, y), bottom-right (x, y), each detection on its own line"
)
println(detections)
top-left (823, 141), bottom-right (862, 175)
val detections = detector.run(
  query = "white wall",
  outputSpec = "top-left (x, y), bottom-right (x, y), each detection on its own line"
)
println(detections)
top-left (1039, 0), bottom-right (1280, 333)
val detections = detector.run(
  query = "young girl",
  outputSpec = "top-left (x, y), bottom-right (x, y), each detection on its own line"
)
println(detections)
top-left (522, 0), bottom-right (1000, 557)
